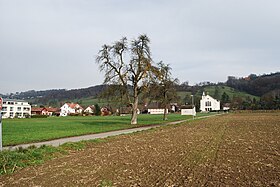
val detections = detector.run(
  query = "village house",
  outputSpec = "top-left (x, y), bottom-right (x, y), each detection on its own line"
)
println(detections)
top-left (200, 92), bottom-right (220, 112)
top-left (31, 107), bottom-right (48, 116)
top-left (101, 106), bottom-right (111, 116)
top-left (84, 105), bottom-right (95, 115)
top-left (222, 103), bottom-right (231, 111)
top-left (60, 103), bottom-right (83, 116)
top-left (31, 107), bottom-right (60, 116)
top-left (46, 107), bottom-right (60, 116)
top-left (181, 105), bottom-right (196, 116)
top-left (1, 99), bottom-right (31, 118)
top-left (147, 102), bottom-right (168, 115)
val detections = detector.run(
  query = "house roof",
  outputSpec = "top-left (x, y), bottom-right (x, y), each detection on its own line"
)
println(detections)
top-left (46, 107), bottom-right (60, 112)
top-left (86, 105), bottom-right (95, 110)
top-left (223, 103), bottom-right (231, 107)
top-left (66, 103), bottom-right (83, 109)
top-left (31, 107), bottom-right (46, 112)
top-left (147, 102), bottom-right (171, 109)
top-left (181, 105), bottom-right (194, 109)
top-left (203, 94), bottom-right (220, 102)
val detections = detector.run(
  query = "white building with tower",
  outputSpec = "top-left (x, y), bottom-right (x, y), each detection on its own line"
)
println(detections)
top-left (1, 99), bottom-right (31, 118)
top-left (200, 92), bottom-right (220, 112)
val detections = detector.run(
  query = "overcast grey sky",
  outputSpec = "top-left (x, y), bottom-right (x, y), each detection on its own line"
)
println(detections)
top-left (0, 0), bottom-right (279, 94)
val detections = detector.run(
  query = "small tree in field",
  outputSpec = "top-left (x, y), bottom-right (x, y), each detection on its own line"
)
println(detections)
top-left (94, 104), bottom-right (101, 116)
top-left (150, 62), bottom-right (179, 120)
top-left (96, 35), bottom-right (157, 124)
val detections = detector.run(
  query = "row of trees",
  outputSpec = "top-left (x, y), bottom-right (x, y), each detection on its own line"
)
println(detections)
top-left (226, 73), bottom-right (280, 96)
top-left (96, 35), bottom-right (178, 124)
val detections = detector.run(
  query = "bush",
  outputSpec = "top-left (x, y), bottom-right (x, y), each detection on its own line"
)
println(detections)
top-left (31, 115), bottom-right (48, 118)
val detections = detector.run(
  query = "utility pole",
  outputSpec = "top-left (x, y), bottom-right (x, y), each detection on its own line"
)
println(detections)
top-left (0, 97), bottom-right (3, 151)
top-left (191, 95), bottom-right (194, 120)
top-left (0, 112), bottom-right (2, 151)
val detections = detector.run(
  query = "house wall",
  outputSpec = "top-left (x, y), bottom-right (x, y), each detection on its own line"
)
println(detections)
top-left (1, 100), bottom-right (31, 118)
top-left (181, 107), bottom-right (196, 116)
top-left (60, 104), bottom-right (75, 116)
top-left (60, 103), bottom-right (82, 116)
top-left (84, 107), bottom-right (94, 114)
top-left (200, 95), bottom-right (220, 112)
top-left (148, 109), bottom-right (168, 115)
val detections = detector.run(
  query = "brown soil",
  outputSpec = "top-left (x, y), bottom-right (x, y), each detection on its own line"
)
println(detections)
top-left (1, 113), bottom-right (280, 186)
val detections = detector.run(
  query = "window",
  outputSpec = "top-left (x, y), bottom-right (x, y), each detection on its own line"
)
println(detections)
top-left (3, 102), bottom-right (6, 104)
top-left (17, 107), bottom-right (22, 111)
top-left (2, 107), bottom-right (7, 111)
top-left (10, 112), bottom-right (14, 117)
top-left (23, 107), bottom-right (30, 111)
top-left (10, 107), bottom-right (14, 111)
top-left (16, 112), bottom-right (22, 117)
top-left (205, 101), bottom-right (211, 107)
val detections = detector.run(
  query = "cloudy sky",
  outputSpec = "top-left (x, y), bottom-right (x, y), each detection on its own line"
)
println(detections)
top-left (0, 0), bottom-right (279, 94)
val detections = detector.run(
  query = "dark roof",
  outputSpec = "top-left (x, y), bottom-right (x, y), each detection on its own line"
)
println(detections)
top-left (180, 105), bottom-right (194, 109)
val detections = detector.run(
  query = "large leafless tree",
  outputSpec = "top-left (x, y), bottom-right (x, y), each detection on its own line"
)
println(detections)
top-left (96, 34), bottom-right (156, 124)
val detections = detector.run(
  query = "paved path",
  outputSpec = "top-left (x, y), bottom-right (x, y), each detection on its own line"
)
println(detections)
top-left (3, 114), bottom-right (223, 151)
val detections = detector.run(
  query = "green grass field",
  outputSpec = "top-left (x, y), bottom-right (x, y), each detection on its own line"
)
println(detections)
top-left (2, 113), bottom-right (212, 146)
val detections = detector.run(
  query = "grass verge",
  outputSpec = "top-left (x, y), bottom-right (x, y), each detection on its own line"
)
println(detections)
top-left (3, 113), bottom-right (216, 146)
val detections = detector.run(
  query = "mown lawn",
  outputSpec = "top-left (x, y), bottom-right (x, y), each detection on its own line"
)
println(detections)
top-left (2, 113), bottom-right (212, 146)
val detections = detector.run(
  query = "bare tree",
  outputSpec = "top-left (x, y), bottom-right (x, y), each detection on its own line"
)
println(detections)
top-left (151, 62), bottom-right (179, 120)
top-left (96, 35), bottom-right (156, 124)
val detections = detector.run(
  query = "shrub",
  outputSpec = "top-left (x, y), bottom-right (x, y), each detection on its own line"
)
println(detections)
top-left (31, 115), bottom-right (48, 118)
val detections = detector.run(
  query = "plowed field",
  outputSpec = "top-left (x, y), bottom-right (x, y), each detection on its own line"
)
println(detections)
top-left (1, 112), bottom-right (280, 186)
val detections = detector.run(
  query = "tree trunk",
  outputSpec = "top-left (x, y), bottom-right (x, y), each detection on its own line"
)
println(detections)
top-left (131, 86), bottom-right (139, 125)
top-left (131, 95), bottom-right (138, 124)
top-left (163, 106), bottom-right (168, 120)
top-left (163, 90), bottom-right (168, 120)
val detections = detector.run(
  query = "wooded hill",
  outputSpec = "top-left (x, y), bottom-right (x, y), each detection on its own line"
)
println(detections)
top-left (1, 72), bottom-right (279, 109)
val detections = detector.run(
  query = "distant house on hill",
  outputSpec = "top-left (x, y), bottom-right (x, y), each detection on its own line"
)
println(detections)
top-left (200, 92), bottom-right (220, 112)
top-left (60, 103), bottom-right (83, 116)
top-left (84, 105), bottom-right (95, 115)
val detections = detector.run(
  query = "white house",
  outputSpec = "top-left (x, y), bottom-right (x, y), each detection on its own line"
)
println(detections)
top-left (147, 102), bottom-right (168, 115)
top-left (148, 108), bottom-right (168, 115)
top-left (200, 92), bottom-right (220, 112)
top-left (181, 105), bottom-right (196, 116)
top-left (60, 103), bottom-right (83, 116)
top-left (1, 99), bottom-right (31, 118)
top-left (84, 105), bottom-right (95, 115)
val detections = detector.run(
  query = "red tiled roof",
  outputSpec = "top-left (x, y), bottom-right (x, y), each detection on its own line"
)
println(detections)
top-left (31, 107), bottom-right (45, 112)
top-left (66, 103), bottom-right (83, 109)
top-left (46, 107), bottom-right (59, 112)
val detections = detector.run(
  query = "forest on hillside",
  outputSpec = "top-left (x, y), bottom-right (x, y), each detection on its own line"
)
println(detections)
top-left (1, 72), bottom-right (279, 110)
